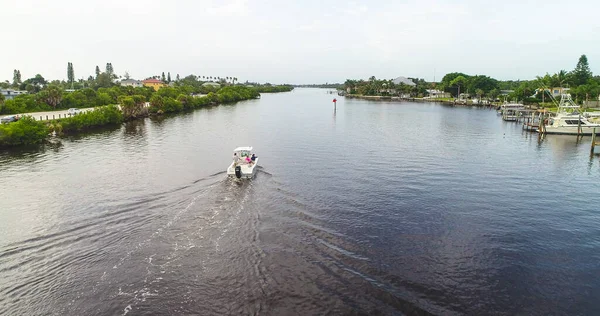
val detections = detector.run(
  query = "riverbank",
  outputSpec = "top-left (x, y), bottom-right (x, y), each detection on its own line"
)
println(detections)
top-left (344, 94), bottom-right (503, 107)
top-left (0, 86), bottom-right (284, 148)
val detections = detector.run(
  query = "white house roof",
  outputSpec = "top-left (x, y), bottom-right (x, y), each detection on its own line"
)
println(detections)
top-left (392, 76), bottom-right (416, 86)
top-left (202, 82), bottom-right (221, 87)
top-left (121, 79), bottom-right (142, 83)
top-left (234, 146), bottom-right (253, 152)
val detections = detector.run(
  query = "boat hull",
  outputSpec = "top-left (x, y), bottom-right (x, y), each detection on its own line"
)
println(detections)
top-left (539, 126), bottom-right (600, 135)
top-left (227, 159), bottom-right (258, 179)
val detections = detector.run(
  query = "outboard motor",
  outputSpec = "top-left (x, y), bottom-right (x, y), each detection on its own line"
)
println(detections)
top-left (235, 166), bottom-right (242, 179)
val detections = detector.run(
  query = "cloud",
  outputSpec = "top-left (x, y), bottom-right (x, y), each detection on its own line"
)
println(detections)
top-left (206, 0), bottom-right (249, 17)
top-left (344, 2), bottom-right (368, 16)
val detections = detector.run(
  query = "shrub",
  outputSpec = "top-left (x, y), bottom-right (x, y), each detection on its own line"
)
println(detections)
top-left (0, 116), bottom-right (49, 147)
top-left (163, 97), bottom-right (183, 113)
top-left (59, 105), bottom-right (123, 133)
top-left (118, 95), bottom-right (147, 120)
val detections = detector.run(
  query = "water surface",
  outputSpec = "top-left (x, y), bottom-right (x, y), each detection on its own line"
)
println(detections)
top-left (1, 88), bottom-right (600, 315)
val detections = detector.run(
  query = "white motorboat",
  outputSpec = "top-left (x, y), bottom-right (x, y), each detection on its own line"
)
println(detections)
top-left (539, 94), bottom-right (600, 135)
top-left (227, 146), bottom-right (258, 179)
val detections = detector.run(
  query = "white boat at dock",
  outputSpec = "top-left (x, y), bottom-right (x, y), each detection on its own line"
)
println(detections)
top-left (539, 94), bottom-right (600, 135)
top-left (227, 146), bottom-right (258, 179)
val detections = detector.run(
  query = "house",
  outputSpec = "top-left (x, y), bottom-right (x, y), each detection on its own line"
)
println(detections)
top-left (425, 89), bottom-right (451, 98)
top-left (550, 87), bottom-right (570, 97)
top-left (120, 79), bottom-right (144, 88)
top-left (392, 76), bottom-right (416, 86)
top-left (142, 79), bottom-right (165, 91)
top-left (0, 89), bottom-right (28, 100)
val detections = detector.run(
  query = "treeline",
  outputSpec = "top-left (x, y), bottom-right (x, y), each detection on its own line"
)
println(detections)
top-left (2, 63), bottom-right (241, 92)
top-left (0, 79), bottom-right (287, 115)
top-left (0, 62), bottom-right (292, 115)
top-left (343, 54), bottom-right (600, 104)
top-left (344, 76), bottom-right (430, 97)
top-left (254, 85), bottom-right (294, 93)
top-left (0, 79), bottom-right (261, 116)
top-left (294, 83), bottom-right (343, 89)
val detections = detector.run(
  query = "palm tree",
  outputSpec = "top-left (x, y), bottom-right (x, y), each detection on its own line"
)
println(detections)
top-left (557, 70), bottom-right (568, 87)
top-left (41, 85), bottom-right (63, 109)
top-left (476, 89), bottom-right (484, 100)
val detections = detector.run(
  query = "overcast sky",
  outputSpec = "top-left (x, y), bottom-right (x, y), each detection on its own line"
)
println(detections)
top-left (2, 0), bottom-right (599, 84)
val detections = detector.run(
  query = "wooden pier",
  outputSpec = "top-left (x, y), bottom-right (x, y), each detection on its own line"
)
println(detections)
top-left (523, 110), bottom-right (550, 132)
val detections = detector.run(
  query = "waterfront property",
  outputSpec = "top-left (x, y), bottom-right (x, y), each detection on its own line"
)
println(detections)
top-left (550, 87), bottom-right (570, 97)
top-left (142, 78), bottom-right (165, 91)
top-left (120, 79), bottom-right (144, 88)
top-left (392, 76), bottom-right (416, 86)
top-left (425, 89), bottom-right (451, 98)
top-left (0, 89), bottom-right (28, 100)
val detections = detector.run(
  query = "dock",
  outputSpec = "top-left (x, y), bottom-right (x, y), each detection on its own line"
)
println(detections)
top-left (523, 110), bottom-right (550, 132)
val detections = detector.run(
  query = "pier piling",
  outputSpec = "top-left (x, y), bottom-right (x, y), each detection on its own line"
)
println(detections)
top-left (592, 128), bottom-right (599, 156)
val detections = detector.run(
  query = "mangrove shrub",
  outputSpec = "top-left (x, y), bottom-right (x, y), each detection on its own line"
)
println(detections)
top-left (59, 105), bottom-right (123, 133)
top-left (0, 116), bottom-right (49, 147)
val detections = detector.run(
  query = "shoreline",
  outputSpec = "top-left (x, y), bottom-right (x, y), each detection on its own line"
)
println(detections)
top-left (0, 88), bottom-right (293, 148)
top-left (344, 94), bottom-right (502, 107)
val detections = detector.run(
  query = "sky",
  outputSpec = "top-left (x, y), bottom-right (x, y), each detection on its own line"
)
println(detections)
top-left (2, 0), bottom-right (599, 84)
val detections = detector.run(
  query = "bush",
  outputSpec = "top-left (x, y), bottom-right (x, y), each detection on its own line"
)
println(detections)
top-left (523, 97), bottom-right (539, 104)
top-left (0, 116), bottom-right (49, 147)
top-left (118, 95), bottom-right (147, 120)
top-left (0, 95), bottom-right (50, 114)
top-left (190, 96), bottom-right (211, 108)
top-left (163, 97), bottom-right (183, 113)
top-left (59, 105), bottom-right (123, 133)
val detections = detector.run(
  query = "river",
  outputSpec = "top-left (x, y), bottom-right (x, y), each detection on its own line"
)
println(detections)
top-left (1, 88), bottom-right (600, 315)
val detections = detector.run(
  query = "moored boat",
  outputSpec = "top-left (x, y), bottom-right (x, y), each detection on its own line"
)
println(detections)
top-left (539, 94), bottom-right (600, 135)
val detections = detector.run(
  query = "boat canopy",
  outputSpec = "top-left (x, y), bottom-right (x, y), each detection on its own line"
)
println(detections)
top-left (233, 146), bottom-right (253, 153)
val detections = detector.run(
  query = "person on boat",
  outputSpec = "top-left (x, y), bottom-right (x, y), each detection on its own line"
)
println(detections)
top-left (251, 154), bottom-right (257, 162)
top-left (245, 156), bottom-right (251, 164)
top-left (233, 153), bottom-right (240, 166)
